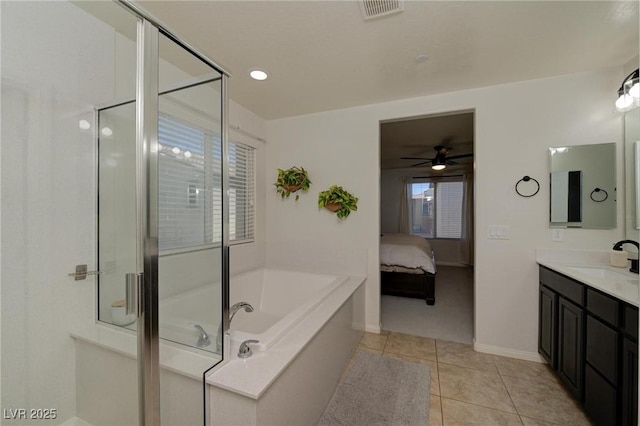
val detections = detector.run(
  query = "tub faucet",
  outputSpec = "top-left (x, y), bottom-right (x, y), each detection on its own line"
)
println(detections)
top-left (193, 324), bottom-right (210, 348)
top-left (215, 302), bottom-right (254, 352)
top-left (613, 240), bottom-right (639, 274)
top-left (230, 302), bottom-right (254, 322)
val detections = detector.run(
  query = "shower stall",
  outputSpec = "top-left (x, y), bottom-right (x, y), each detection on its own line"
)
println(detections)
top-left (2, 1), bottom-right (229, 424)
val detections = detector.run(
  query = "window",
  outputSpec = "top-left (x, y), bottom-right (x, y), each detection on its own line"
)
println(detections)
top-left (408, 180), bottom-right (463, 239)
top-left (158, 113), bottom-right (255, 252)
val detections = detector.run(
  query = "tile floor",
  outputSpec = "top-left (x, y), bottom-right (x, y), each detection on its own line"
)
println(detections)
top-left (356, 331), bottom-right (594, 425)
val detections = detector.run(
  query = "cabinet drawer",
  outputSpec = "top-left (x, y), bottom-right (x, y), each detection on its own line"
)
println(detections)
top-left (624, 304), bottom-right (638, 340)
top-left (540, 267), bottom-right (584, 306)
top-left (586, 314), bottom-right (618, 385)
top-left (584, 364), bottom-right (617, 426)
top-left (587, 288), bottom-right (619, 326)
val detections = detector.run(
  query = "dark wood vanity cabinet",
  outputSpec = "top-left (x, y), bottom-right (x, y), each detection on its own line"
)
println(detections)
top-left (538, 266), bottom-right (639, 425)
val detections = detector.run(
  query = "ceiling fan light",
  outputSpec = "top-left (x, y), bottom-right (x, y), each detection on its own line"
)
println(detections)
top-left (432, 164), bottom-right (446, 171)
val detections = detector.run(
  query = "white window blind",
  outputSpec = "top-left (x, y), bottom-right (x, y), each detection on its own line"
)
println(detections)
top-left (158, 113), bottom-right (255, 252)
top-left (435, 181), bottom-right (463, 239)
top-left (408, 180), bottom-right (463, 239)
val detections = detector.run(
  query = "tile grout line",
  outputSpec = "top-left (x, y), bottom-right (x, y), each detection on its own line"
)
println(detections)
top-left (494, 357), bottom-right (526, 424)
top-left (439, 396), bottom-right (522, 419)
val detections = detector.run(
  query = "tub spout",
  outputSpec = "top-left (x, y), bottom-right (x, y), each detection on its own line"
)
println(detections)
top-left (194, 324), bottom-right (210, 348)
top-left (230, 302), bottom-right (254, 322)
top-left (215, 302), bottom-right (254, 352)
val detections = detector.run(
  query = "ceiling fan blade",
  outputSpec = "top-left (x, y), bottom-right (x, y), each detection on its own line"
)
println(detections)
top-left (401, 157), bottom-right (431, 160)
top-left (446, 153), bottom-right (473, 160)
top-left (410, 160), bottom-right (432, 167)
top-left (446, 160), bottom-right (458, 165)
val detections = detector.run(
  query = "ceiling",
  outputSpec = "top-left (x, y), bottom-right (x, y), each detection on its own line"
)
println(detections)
top-left (139, 1), bottom-right (639, 121)
top-left (380, 111), bottom-right (474, 171)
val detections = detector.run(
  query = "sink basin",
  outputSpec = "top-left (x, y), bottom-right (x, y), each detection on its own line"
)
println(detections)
top-left (568, 266), bottom-right (637, 282)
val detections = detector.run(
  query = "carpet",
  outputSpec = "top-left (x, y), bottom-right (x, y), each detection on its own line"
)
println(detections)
top-left (318, 351), bottom-right (431, 426)
top-left (382, 265), bottom-right (474, 344)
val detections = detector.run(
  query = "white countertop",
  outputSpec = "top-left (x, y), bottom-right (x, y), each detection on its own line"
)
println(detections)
top-left (536, 249), bottom-right (640, 307)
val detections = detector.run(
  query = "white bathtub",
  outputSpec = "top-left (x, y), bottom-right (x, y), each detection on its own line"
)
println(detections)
top-left (159, 268), bottom-right (347, 352)
top-left (229, 268), bottom-right (346, 351)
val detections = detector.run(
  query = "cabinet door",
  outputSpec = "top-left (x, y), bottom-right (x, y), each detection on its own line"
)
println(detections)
top-left (584, 364), bottom-right (617, 426)
top-left (558, 297), bottom-right (584, 400)
top-left (539, 285), bottom-right (558, 368)
top-left (585, 314), bottom-right (618, 384)
top-left (622, 337), bottom-right (638, 426)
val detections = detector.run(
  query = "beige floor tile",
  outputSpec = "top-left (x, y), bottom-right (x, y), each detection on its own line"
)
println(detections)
top-left (441, 398), bottom-right (523, 425)
top-left (438, 363), bottom-right (516, 413)
top-left (430, 395), bottom-right (443, 426)
top-left (519, 416), bottom-right (562, 425)
top-left (384, 352), bottom-right (440, 395)
top-left (356, 345), bottom-right (382, 356)
top-left (494, 355), bottom-right (558, 385)
top-left (360, 332), bottom-right (388, 351)
top-left (384, 331), bottom-right (437, 361)
top-left (436, 339), bottom-right (497, 372)
top-left (501, 374), bottom-right (592, 425)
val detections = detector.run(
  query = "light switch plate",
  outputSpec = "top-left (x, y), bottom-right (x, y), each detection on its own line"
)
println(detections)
top-left (488, 225), bottom-right (510, 239)
top-left (552, 228), bottom-right (564, 242)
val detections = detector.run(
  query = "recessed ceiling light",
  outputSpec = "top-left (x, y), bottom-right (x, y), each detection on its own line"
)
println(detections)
top-left (249, 69), bottom-right (268, 81)
top-left (101, 127), bottom-right (113, 136)
top-left (78, 119), bottom-right (91, 130)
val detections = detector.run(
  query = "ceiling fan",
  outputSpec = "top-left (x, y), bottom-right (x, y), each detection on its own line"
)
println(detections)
top-left (401, 145), bottom-right (473, 170)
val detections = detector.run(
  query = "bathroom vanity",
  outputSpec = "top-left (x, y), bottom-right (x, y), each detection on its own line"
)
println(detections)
top-left (537, 260), bottom-right (638, 426)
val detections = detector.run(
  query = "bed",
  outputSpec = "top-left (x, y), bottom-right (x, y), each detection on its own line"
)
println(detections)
top-left (380, 233), bottom-right (437, 305)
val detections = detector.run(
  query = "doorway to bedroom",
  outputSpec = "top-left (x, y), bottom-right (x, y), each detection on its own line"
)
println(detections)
top-left (379, 110), bottom-right (475, 344)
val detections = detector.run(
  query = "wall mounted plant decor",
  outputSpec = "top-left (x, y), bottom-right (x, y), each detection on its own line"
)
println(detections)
top-left (318, 185), bottom-right (358, 219)
top-left (274, 166), bottom-right (311, 201)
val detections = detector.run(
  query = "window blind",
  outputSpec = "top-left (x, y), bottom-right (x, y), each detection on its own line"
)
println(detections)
top-left (158, 113), bottom-right (255, 252)
top-left (408, 180), bottom-right (462, 239)
top-left (435, 181), bottom-right (463, 239)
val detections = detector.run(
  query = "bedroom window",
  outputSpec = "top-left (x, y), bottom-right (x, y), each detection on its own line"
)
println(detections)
top-left (408, 180), bottom-right (463, 239)
top-left (158, 113), bottom-right (255, 252)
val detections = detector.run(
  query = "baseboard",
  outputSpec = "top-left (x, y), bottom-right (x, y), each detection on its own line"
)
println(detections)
top-left (474, 342), bottom-right (547, 363)
top-left (365, 323), bottom-right (381, 334)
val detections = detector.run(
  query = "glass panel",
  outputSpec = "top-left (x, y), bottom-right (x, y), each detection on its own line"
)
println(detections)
top-left (157, 32), bottom-right (224, 425)
top-left (157, 33), bottom-right (223, 355)
top-left (1, 1), bottom-right (140, 425)
top-left (98, 102), bottom-right (137, 328)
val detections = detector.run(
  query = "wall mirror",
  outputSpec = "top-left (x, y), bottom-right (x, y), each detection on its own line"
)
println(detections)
top-left (624, 108), bottom-right (640, 237)
top-left (549, 143), bottom-right (616, 229)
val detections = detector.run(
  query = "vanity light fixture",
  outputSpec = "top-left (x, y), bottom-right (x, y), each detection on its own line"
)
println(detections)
top-left (615, 68), bottom-right (639, 112)
top-left (249, 69), bottom-right (268, 81)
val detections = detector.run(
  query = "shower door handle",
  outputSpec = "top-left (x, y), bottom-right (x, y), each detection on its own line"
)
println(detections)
top-left (126, 272), bottom-right (143, 317)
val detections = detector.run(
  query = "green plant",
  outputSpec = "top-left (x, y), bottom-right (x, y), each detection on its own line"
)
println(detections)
top-left (274, 166), bottom-right (311, 201)
top-left (317, 185), bottom-right (359, 219)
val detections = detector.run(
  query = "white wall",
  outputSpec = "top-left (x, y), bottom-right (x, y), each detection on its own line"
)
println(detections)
top-left (1, 2), bottom-right (117, 422)
top-left (266, 67), bottom-right (625, 355)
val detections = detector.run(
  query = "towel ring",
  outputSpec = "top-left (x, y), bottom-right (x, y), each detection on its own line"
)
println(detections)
top-left (515, 176), bottom-right (540, 198)
top-left (590, 188), bottom-right (608, 202)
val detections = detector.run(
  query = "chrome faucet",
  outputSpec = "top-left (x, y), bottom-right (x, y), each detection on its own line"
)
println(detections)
top-left (613, 240), bottom-right (639, 274)
top-left (215, 302), bottom-right (254, 352)
top-left (193, 324), bottom-right (210, 348)
top-left (229, 302), bottom-right (254, 322)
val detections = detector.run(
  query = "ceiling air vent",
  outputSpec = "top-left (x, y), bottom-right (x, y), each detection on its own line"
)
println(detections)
top-left (359, 0), bottom-right (404, 21)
